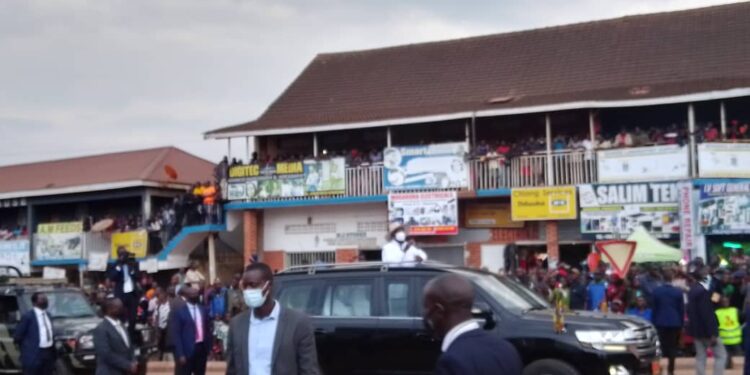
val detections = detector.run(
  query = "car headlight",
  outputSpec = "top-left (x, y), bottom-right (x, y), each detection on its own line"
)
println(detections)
top-left (575, 330), bottom-right (634, 352)
top-left (78, 334), bottom-right (94, 350)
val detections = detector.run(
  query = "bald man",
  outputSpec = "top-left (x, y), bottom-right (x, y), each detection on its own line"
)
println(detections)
top-left (93, 298), bottom-right (138, 375)
top-left (423, 274), bottom-right (522, 375)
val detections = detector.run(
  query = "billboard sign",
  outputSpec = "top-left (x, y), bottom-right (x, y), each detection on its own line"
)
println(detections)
top-left (383, 142), bottom-right (469, 190)
top-left (388, 191), bottom-right (458, 235)
top-left (227, 161), bottom-right (306, 200)
top-left (0, 240), bottom-right (31, 275)
top-left (510, 186), bottom-right (577, 221)
top-left (34, 221), bottom-right (84, 260)
top-left (597, 145), bottom-right (689, 182)
top-left (698, 143), bottom-right (750, 178)
top-left (111, 230), bottom-right (149, 259)
top-left (698, 181), bottom-right (750, 234)
top-left (579, 182), bottom-right (679, 240)
top-left (303, 158), bottom-right (346, 195)
top-left (464, 203), bottom-right (524, 229)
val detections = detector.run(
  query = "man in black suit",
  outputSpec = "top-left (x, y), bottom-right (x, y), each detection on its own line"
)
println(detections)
top-left (170, 287), bottom-right (211, 375)
top-left (93, 298), bottom-right (138, 375)
top-left (13, 292), bottom-right (55, 375)
top-left (687, 265), bottom-right (727, 375)
top-left (107, 247), bottom-right (140, 339)
top-left (422, 274), bottom-right (522, 375)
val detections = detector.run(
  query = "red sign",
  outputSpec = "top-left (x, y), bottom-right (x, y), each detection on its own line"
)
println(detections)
top-left (596, 240), bottom-right (637, 278)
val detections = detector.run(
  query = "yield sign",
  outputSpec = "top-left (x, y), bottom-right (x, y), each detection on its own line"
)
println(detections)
top-left (595, 240), bottom-right (637, 278)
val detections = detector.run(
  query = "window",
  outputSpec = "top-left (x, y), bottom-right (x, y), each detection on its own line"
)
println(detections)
top-left (278, 283), bottom-right (321, 316)
top-left (386, 282), bottom-right (411, 317)
top-left (322, 282), bottom-right (372, 317)
top-left (0, 296), bottom-right (19, 323)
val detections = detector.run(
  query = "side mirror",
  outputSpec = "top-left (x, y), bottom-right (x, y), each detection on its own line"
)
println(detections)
top-left (472, 302), bottom-right (496, 330)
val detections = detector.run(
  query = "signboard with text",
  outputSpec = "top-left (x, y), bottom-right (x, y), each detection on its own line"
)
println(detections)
top-left (304, 158), bottom-right (346, 195)
top-left (465, 203), bottom-right (524, 228)
top-left (0, 240), bottom-right (31, 275)
top-left (388, 191), bottom-right (459, 235)
top-left (34, 221), bottom-right (83, 261)
top-left (698, 181), bottom-right (750, 234)
top-left (698, 143), bottom-right (750, 178)
top-left (510, 186), bottom-right (577, 221)
top-left (597, 145), bottom-right (689, 182)
top-left (383, 142), bottom-right (469, 190)
top-left (227, 161), bottom-right (306, 200)
top-left (579, 182), bottom-right (679, 240)
top-left (111, 230), bottom-right (149, 259)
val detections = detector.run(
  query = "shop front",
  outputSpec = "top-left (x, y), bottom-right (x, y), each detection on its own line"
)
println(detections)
top-left (697, 180), bottom-right (750, 262)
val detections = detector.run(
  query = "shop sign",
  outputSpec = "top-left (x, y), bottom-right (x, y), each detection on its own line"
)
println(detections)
top-left (34, 221), bottom-right (83, 260)
top-left (465, 203), bottom-right (524, 228)
top-left (698, 181), bottom-right (750, 234)
top-left (111, 230), bottom-right (148, 259)
top-left (303, 158), bottom-right (346, 195)
top-left (678, 181), bottom-right (695, 261)
top-left (579, 182), bottom-right (679, 240)
top-left (0, 240), bottom-right (30, 275)
top-left (510, 186), bottom-right (577, 221)
top-left (383, 142), bottom-right (469, 190)
top-left (388, 191), bottom-right (459, 235)
top-left (227, 161), bottom-right (306, 200)
top-left (597, 145), bottom-right (689, 183)
top-left (698, 143), bottom-right (750, 178)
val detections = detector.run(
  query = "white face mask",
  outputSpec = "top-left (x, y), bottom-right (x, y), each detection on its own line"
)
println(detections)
top-left (243, 281), bottom-right (269, 309)
top-left (394, 231), bottom-right (406, 242)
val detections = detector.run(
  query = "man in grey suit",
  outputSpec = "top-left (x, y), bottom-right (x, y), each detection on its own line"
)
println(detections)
top-left (93, 298), bottom-right (138, 375)
top-left (225, 262), bottom-right (320, 375)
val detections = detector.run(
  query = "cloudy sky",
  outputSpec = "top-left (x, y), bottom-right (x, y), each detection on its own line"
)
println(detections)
top-left (0, 0), bottom-right (740, 166)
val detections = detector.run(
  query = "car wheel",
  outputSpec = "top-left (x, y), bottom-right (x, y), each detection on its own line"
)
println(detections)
top-left (55, 359), bottom-right (74, 375)
top-left (522, 359), bottom-right (581, 375)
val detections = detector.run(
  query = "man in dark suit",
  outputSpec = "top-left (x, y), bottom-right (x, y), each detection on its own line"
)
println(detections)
top-left (13, 292), bottom-right (55, 375)
top-left (171, 286), bottom-right (211, 375)
top-left (93, 298), bottom-right (138, 375)
top-left (687, 265), bottom-right (727, 375)
top-left (422, 274), bottom-right (522, 375)
top-left (107, 247), bottom-right (140, 339)
top-left (225, 262), bottom-right (320, 375)
top-left (651, 269), bottom-right (684, 375)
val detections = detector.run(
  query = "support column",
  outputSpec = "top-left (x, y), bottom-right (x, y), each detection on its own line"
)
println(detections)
top-left (208, 233), bottom-right (216, 282)
top-left (470, 115), bottom-right (477, 147)
top-left (313, 133), bottom-right (319, 157)
top-left (720, 101), bottom-right (727, 139)
top-left (546, 221), bottom-right (559, 270)
top-left (243, 210), bottom-right (259, 266)
top-left (386, 127), bottom-right (392, 147)
top-left (688, 104), bottom-right (697, 177)
top-left (545, 114), bottom-right (553, 185)
top-left (245, 136), bottom-right (251, 162)
top-left (588, 110), bottom-right (596, 143)
top-left (465, 120), bottom-right (470, 145)
top-left (227, 138), bottom-right (232, 159)
top-left (141, 190), bottom-right (151, 225)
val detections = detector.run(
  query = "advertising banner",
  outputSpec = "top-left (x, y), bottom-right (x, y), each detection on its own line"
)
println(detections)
top-left (579, 182), bottom-right (679, 240)
top-left (227, 161), bottom-right (306, 200)
top-left (111, 230), bottom-right (149, 259)
top-left (698, 143), bottom-right (750, 178)
top-left (34, 221), bottom-right (83, 260)
top-left (678, 181), bottom-right (695, 261)
top-left (465, 203), bottom-right (524, 228)
top-left (597, 145), bottom-right (689, 183)
top-left (383, 142), bottom-right (469, 190)
top-left (304, 158), bottom-right (346, 195)
top-left (0, 240), bottom-right (31, 275)
top-left (388, 191), bottom-right (458, 235)
top-left (698, 181), bottom-right (750, 234)
top-left (510, 186), bottom-right (577, 221)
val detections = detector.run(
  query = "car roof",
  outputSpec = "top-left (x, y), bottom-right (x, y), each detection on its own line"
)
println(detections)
top-left (276, 261), bottom-right (490, 278)
top-left (0, 278), bottom-right (82, 295)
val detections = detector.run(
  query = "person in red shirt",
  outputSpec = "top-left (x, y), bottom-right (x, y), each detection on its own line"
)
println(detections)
top-left (606, 274), bottom-right (627, 313)
top-left (704, 123), bottom-right (719, 142)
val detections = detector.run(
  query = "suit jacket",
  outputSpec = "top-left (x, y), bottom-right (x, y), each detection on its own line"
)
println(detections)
top-left (13, 310), bottom-right (56, 368)
top-left (107, 261), bottom-right (140, 298)
top-left (434, 330), bottom-right (522, 375)
top-left (226, 305), bottom-right (320, 375)
top-left (165, 297), bottom-right (187, 349)
top-left (651, 284), bottom-right (685, 328)
top-left (171, 304), bottom-right (212, 360)
top-left (93, 319), bottom-right (135, 375)
top-left (687, 283), bottom-right (719, 339)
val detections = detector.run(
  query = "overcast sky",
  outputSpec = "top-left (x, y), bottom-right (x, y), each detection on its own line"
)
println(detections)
top-left (0, 0), bottom-right (741, 166)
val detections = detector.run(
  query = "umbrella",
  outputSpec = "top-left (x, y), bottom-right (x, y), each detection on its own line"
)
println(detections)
top-left (90, 218), bottom-right (114, 232)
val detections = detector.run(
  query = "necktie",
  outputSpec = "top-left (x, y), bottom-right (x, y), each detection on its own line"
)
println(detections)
top-left (193, 306), bottom-right (203, 343)
top-left (42, 312), bottom-right (51, 343)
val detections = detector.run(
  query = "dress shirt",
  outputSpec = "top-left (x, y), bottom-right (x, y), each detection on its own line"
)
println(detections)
top-left (441, 319), bottom-right (480, 352)
top-left (33, 307), bottom-right (53, 348)
top-left (187, 303), bottom-right (204, 343)
top-left (248, 301), bottom-right (280, 375)
top-left (105, 317), bottom-right (130, 347)
top-left (154, 302), bottom-right (170, 330)
top-left (381, 241), bottom-right (428, 267)
top-left (122, 264), bottom-right (134, 294)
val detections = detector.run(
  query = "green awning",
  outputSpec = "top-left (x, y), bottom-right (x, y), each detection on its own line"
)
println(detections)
top-left (601, 226), bottom-right (683, 263)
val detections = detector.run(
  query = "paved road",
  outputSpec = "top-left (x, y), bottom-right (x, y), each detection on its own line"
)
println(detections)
top-left (146, 357), bottom-right (746, 375)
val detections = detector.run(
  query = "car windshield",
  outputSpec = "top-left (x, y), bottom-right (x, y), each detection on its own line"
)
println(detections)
top-left (456, 270), bottom-right (549, 314)
top-left (26, 291), bottom-right (96, 319)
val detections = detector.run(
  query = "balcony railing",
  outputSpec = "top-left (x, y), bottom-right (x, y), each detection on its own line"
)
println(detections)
top-left (552, 151), bottom-right (597, 185)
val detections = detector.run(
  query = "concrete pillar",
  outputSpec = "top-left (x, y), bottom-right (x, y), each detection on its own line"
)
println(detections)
top-left (545, 114), bottom-right (553, 185)
top-left (208, 233), bottom-right (216, 282)
top-left (386, 127), bottom-right (392, 147)
top-left (313, 133), bottom-right (319, 157)
top-left (588, 110), bottom-right (596, 143)
top-left (546, 221), bottom-right (559, 269)
top-left (335, 248), bottom-right (359, 263)
top-left (245, 136), bottom-right (251, 163)
top-left (243, 210), bottom-right (259, 267)
top-left (465, 243), bottom-right (481, 268)
top-left (227, 138), bottom-right (232, 159)
top-left (263, 250), bottom-right (286, 273)
top-left (141, 190), bottom-right (151, 225)
top-left (720, 101), bottom-right (727, 139)
top-left (688, 104), bottom-right (697, 177)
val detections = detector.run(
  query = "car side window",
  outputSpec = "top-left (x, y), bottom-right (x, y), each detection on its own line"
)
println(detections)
top-left (386, 281), bottom-right (411, 317)
top-left (0, 296), bottom-right (20, 323)
top-left (322, 281), bottom-right (373, 317)
top-left (277, 282), bottom-right (322, 316)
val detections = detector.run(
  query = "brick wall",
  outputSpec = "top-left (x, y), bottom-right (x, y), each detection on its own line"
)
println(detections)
top-left (465, 243), bottom-right (482, 268)
top-left (263, 250), bottom-right (285, 274)
top-left (243, 210), bottom-right (259, 267)
top-left (490, 222), bottom-right (539, 242)
top-left (546, 221), bottom-right (559, 268)
top-left (335, 248), bottom-right (359, 263)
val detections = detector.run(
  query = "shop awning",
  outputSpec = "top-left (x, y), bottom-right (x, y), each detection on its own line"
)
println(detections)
top-left (601, 226), bottom-right (683, 263)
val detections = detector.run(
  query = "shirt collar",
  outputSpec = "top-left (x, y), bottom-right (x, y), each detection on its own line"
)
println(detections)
top-left (441, 319), bottom-right (480, 352)
top-left (105, 316), bottom-right (122, 327)
top-left (251, 300), bottom-right (280, 323)
top-left (33, 307), bottom-right (47, 316)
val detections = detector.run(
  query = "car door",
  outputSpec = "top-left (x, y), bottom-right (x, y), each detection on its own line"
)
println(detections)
top-left (370, 275), bottom-right (434, 375)
top-left (0, 295), bottom-right (22, 372)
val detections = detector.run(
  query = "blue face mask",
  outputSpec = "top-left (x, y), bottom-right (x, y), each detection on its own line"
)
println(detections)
top-left (243, 281), bottom-right (269, 309)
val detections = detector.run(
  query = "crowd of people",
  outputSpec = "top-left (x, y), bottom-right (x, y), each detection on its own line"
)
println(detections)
top-left (0, 225), bottom-right (27, 240)
top-left (504, 249), bottom-right (750, 375)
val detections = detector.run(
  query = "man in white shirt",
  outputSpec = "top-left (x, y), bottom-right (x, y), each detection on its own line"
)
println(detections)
top-left (381, 225), bottom-right (428, 266)
top-left (13, 292), bottom-right (55, 375)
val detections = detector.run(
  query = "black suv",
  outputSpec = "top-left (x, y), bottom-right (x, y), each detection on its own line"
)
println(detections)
top-left (275, 263), bottom-right (660, 375)
top-left (0, 276), bottom-right (156, 374)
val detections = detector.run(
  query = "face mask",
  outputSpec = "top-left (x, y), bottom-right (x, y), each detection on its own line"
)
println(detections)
top-left (422, 304), bottom-right (441, 336)
top-left (38, 301), bottom-right (49, 310)
top-left (244, 281), bottom-right (269, 309)
top-left (394, 231), bottom-right (406, 242)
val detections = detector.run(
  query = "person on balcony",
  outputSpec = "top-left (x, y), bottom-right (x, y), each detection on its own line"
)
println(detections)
top-left (632, 127), bottom-right (650, 146)
top-left (704, 123), bottom-right (720, 142)
top-left (614, 128), bottom-right (634, 147)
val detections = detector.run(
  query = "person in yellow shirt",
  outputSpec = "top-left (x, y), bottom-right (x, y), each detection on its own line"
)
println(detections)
top-left (716, 296), bottom-right (742, 369)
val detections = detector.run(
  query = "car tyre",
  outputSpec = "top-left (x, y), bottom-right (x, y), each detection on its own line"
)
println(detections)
top-left (55, 359), bottom-right (74, 375)
top-left (522, 359), bottom-right (581, 375)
